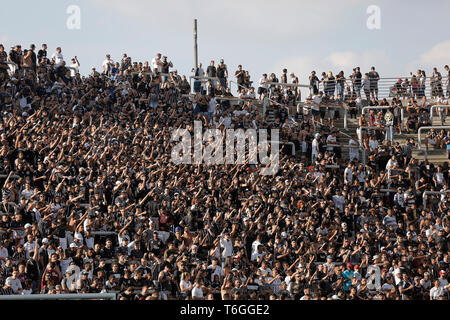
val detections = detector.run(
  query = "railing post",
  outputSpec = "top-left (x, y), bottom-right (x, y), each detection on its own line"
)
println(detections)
top-left (344, 107), bottom-right (348, 130)
top-left (400, 107), bottom-right (405, 132)
top-left (262, 98), bottom-right (269, 115)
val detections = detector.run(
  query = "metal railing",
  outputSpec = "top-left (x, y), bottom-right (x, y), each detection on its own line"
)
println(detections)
top-left (318, 76), bottom-right (449, 100)
top-left (190, 75), bottom-right (220, 93)
top-left (417, 126), bottom-right (450, 158)
top-left (300, 102), bottom-right (349, 130)
top-left (361, 105), bottom-right (405, 131)
top-left (430, 105), bottom-right (450, 125)
top-left (422, 190), bottom-right (450, 208)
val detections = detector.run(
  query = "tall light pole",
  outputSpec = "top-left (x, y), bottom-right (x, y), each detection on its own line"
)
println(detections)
top-left (193, 19), bottom-right (198, 69)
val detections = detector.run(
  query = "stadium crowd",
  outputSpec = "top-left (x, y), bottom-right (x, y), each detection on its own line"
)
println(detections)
top-left (0, 43), bottom-right (449, 300)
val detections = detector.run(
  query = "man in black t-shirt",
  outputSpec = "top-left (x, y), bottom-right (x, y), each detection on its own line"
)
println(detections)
top-left (29, 44), bottom-right (37, 71)
top-left (309, 71), bottom-right (319, 95)
top-left (216, 59), bottom-right (228, 89)
top-left (8, 45), bottom-right (21, 71)
top-left (235, 65), bottom-right (245, 92)
top-left (368, 66), bottom-right (380, 100)
top-left (354, 67), bottom-right (362, 95)
top-left (206, 60), bottom-right (217, 88)
top-left (37, 44), bottom-right (47, 64)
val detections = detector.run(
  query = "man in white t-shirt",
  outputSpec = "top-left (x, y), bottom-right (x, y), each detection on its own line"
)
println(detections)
top-left (219, 232), bottom-right (233, 267)
top-left (51, 47), bottom-right (64, 68)
top-left (6, 271), bottom-right (23, 293)
top-left (207, 258), bottom-right (223, 281)
top-left (344, 163), bottom-right (353, 185)
top-left (151, 53), bottom-right (163, 73)
top-left (348, 136), bottom-right (359, 161)
top-left (311, 133), bottom-right (321, 163)
top-left (69, 56), bottom-right (80, 77)
top-left (102, 54), bottom-right (114, 74)
top-left (326, 131), bottom-right (337, 152)
top-left (258, 73), bottom-right (269, 100)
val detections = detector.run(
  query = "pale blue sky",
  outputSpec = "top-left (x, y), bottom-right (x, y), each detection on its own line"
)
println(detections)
top-left (1, 0), bottom-right (449, 84)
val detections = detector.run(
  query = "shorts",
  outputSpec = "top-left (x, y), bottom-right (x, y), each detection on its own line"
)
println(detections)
top-left (258, 87), bottom-right (267, 95)
top-left (312, 109), bottom-right (320, 117)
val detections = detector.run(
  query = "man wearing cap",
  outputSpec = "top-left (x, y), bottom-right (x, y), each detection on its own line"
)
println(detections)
top-left (438, 270), bottom-right (448, 287)
top-left (311, 133), bottom-right (321, 163)
top-left (206, 60), bottom-right (217, 87)
top-left (5, 270), bottom-right (23, 294)
top-left (367, 255), bottom-right (382, 292)
top-left (342, 262), bottom-right (354, 292)
top-left (216, 59), bottom-right (228, 89)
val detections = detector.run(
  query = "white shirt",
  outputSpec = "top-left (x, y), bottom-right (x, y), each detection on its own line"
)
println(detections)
top-left (151, 58), bottom-right (162, 72)
top-left (180, 280), bottom-right (192, 292)
top-left (21, 188), bottom-right (34, 200)
top-left (258, 77), bottom-right (268, 89)
top-left (85, 236), bottom-right (94, 250)
top-left (344, 167), bottom-right (353, 185)
top-left (326, 135), bottom-right (336, 151)
top-left (192, 285), bottom-right (203, 298)
top-left (23, 241), bottom-right (38, 259)
top-left (51, 52), bottom-right (64, 67)
top-left (251, 251), bottom-right (265, 262)
top-left (259, 267), bottom-right (272, 277)
top-left (220, 237), bottom-right (233, 257)
top-left (311, 95), bottom-right (322, 110)
top-left (102, 58), bottom-right (114, 70)
top-left (430, 286), bottom-right (447, 300)
top-left (207, 264), bottom-right (223, 281)
top-left (6, 277), bottom-right (22, 293)
top-left (70, 62), bottom-right (80, 77)
top-left (312, 138), bottom-right (320, 156)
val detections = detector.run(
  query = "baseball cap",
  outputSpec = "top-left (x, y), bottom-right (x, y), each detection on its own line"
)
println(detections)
top-left (315, 133), bottom-right (321, 137)
top-left (24, 223), bottom-right (32, 228)
top-left (439, 270), bottom-right (446, 275)
top-left (346, 262), bottom-right (353, 268)
top-left (175, 227), bottom-right (181, 232)
top-left (42, 238), bottom-right (49, 244)
top-left (69, 243), bottom-right (77, 248)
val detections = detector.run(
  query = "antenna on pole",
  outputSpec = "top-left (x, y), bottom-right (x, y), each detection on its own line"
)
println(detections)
top-left (193, 19), bottom-right (198, 69)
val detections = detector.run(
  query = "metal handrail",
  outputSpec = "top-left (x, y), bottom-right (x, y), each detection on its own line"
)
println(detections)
top-left (265, 81), bottom-right (310, 88)
top-left (229, 80), bottom-right (251, 94)
top-left (361, 105), bottom-right (405, 132)
top-left (417, 125), bottom-right (450, 157)
top-left (430, 105), bottom-right (450, 125)
top-left (422, 190), bottom-right (450, 208)
top-left (318, 76), bottom-right (447, 100)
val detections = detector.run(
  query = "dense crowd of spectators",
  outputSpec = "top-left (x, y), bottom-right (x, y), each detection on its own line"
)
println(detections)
top-left (0, 43), bottom-right (449, 300)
